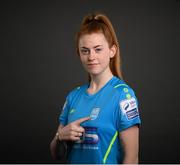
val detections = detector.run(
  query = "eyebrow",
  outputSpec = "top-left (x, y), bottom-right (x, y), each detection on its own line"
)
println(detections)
top-left (81, 45), bottom-right (103, 49)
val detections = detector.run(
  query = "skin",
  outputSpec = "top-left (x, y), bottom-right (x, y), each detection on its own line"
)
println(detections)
top-left (120, 126), bottom-right (139, 164)
top-left (78, 33), bottom-right (116, 94)
top-left (50, 117), bottom-right (90, 160)
top-left (50, 32), bottom-right (139, 163)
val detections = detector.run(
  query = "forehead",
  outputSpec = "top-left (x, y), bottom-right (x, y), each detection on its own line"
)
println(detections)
top-left (79, 33), bottom-right (108, 48)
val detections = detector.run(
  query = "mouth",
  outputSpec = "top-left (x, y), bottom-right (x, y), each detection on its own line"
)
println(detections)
top-left (87, 63), bottom-right (99, 66)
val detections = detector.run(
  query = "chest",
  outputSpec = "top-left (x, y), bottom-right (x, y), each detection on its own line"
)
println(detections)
top-left (67, 90), bottom-right (118, 131)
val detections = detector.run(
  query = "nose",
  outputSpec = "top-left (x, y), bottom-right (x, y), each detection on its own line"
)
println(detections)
top-left (88, 50), bottom-right (96, 60)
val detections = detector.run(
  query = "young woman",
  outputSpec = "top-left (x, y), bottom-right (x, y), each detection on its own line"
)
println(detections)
top-left (50, 13), bottom-right (141, 164)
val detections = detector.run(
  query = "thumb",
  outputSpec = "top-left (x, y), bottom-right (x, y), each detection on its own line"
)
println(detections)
top-left (74, 117), bottom-right (91, 125)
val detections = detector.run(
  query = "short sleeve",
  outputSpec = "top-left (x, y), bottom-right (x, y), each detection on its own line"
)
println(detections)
top-left (116, 86), bottom-right (141, 132)
top-left (58, 86), bottom-right (83, 126)
top-left (58, 96), bottom-right (70, 126)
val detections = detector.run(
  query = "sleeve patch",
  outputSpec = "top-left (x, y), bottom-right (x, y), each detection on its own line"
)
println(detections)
top-left (120, 97), bottom-right (139, 120)
top-left (119, 97), bottom-right (139, 120)
top-left (126, 108), bottom-right (139, 120)
top-left (120, 97), bottom-right (137, 113)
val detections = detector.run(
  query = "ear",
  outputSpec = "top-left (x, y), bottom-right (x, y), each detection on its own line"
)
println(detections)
top-left (109, 45), bottom-right (116, 58)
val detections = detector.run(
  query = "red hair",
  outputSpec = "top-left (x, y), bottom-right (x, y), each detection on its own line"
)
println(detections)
top-left (76, 12), bottom-right (123, 80)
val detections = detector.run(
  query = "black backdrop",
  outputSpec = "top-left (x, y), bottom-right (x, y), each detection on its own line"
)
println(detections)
top-left (0, 0), bottom-right (179, 163)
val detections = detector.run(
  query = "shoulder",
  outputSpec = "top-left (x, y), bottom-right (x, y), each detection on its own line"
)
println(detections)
top-left (66, 84), bottom-right (87, 100)
top-left (111, 77), bottom-right (140, 119)
top-left (110, 76), bottom-right (137, 100)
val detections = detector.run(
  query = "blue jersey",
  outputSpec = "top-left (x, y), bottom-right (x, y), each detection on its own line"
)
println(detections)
top-left (59, 76), bottom-right (141, 164)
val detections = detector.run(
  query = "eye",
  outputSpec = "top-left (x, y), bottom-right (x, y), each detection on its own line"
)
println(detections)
top-left (95, 48), bottom-right (102, 53)
top-left (80, 49), bottom-right (90, 55)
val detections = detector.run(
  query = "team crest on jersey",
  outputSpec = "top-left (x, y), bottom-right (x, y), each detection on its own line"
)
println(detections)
top-left (90, 108), bottom-right (100, 120)
top-left (120, 97), bottom-right (139, 120)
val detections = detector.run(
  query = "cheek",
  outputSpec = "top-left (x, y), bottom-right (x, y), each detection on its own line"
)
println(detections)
top-left (100, 53), bottom-right (111, 64)
top-left (79, 55), bottom-right (86, 64)
top-left (103, 58), bottom-right (111, 66)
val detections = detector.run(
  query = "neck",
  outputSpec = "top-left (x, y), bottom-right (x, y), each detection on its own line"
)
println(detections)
top-left (88, 68), bottom-right (114, 94)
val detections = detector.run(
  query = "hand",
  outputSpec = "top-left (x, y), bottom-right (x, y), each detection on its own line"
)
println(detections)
top-left (58, 117), bottom-right (90, 141)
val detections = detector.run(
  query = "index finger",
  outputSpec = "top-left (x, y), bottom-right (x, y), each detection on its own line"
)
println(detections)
top-left (73, 117), bottom-right (91, 125)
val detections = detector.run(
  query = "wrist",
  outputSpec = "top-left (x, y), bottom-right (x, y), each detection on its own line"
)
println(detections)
top-left (55, 131), bottom-right (63, 141)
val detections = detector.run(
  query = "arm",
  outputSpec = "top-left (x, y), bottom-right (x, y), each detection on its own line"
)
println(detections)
top-left (119, 125), bottom-right (139, 164)
top-left (50, 117), bottom-right (90, 159)
top-left (50, 124), bottom-right (64, 160)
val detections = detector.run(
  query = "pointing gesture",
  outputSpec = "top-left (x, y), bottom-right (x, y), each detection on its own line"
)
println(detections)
top-left (73, 117), bottom-right (91, 125)
top-left (57, 117), bottom-right (91, 141)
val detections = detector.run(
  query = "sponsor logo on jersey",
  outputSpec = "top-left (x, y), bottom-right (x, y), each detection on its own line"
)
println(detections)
top-left (90, 107), bottom-right (100, 120)
top-left (76, 127), bottom-right (99, 146)
top-left (126, 108), bottom-right (139, 120)
top-left (123, 102), bottom-right (130, 111)
top-left (120, 97), bottom-right (138, 114)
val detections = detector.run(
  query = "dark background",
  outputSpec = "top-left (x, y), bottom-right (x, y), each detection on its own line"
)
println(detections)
top-left (0, 0), bottom-right (179, 163)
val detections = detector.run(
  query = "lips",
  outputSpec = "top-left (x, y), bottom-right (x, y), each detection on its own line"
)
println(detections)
top-left (87, 63), bottom-right (99, 66)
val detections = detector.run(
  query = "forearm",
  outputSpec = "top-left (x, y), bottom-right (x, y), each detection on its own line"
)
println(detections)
top-left (120, 126), bottom-right (140, 164)
top-left (54, 124), bottom-right (64, 140)
top-left (122, 154), bottom-right (138, 164)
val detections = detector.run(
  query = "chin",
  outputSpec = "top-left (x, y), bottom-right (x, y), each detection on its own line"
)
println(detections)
top-left (87, 69), bottom-right (104, 76)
